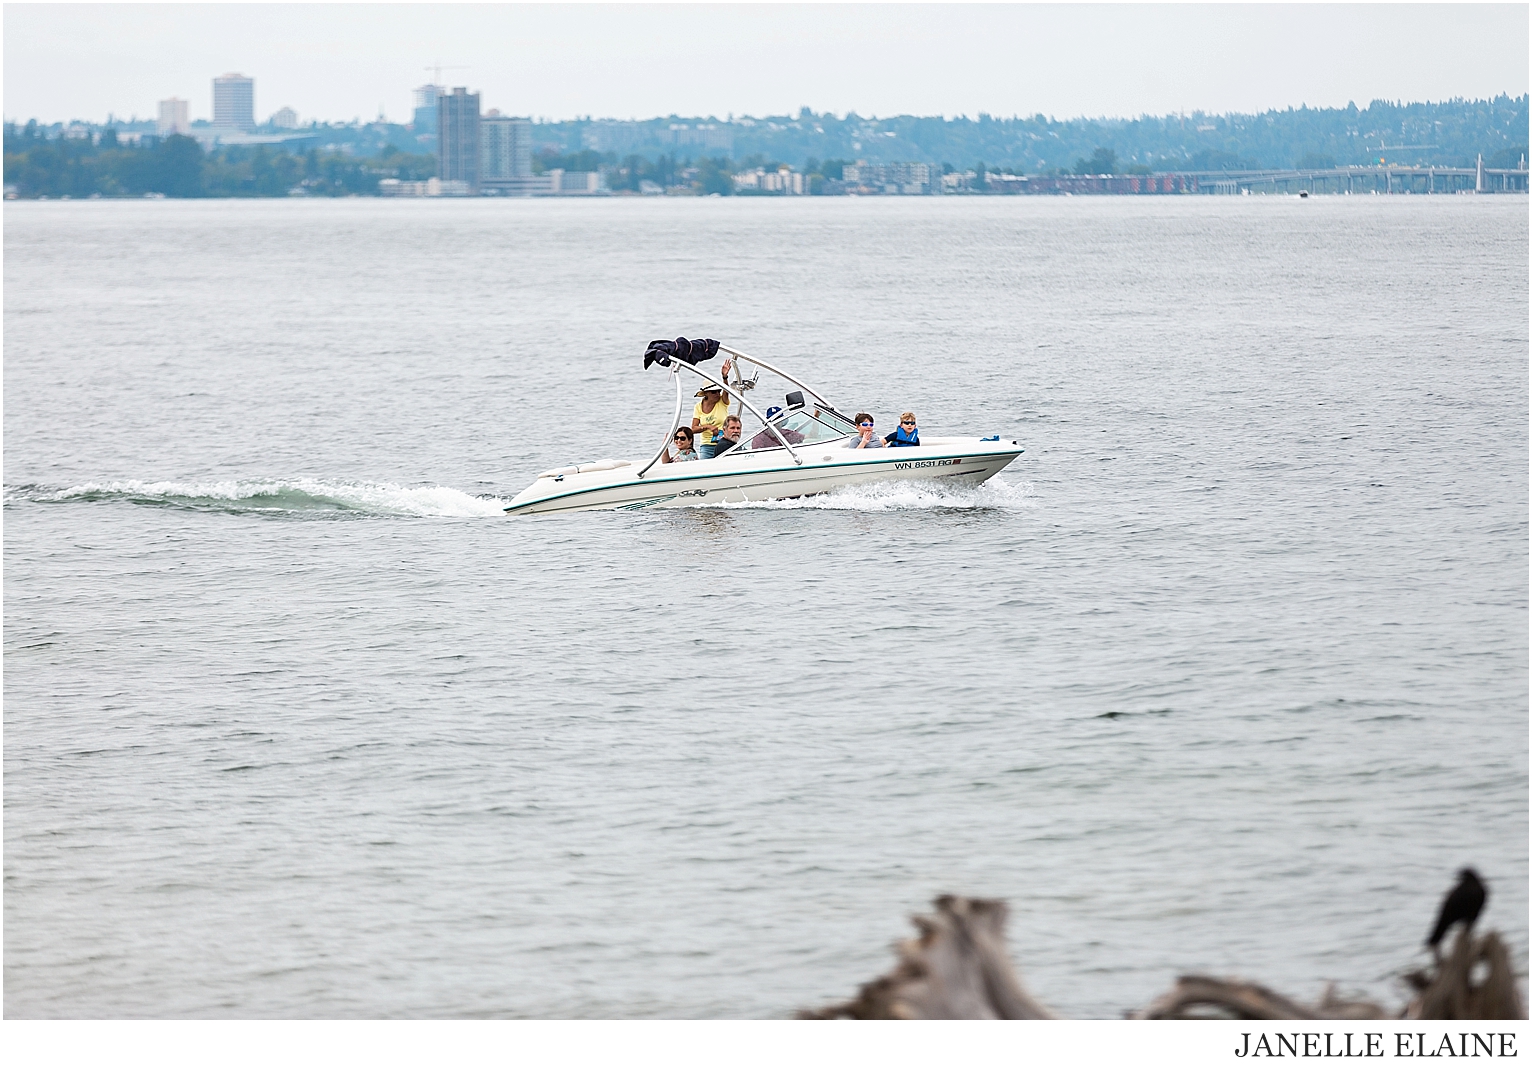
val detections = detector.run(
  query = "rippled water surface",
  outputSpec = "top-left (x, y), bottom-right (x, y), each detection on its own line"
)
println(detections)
top-left (5, 196), bottom-right (1527, 1018)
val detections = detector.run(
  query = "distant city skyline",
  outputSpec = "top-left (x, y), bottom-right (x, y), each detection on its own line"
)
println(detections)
top-left (4, 4), bottom-right (1528, 127)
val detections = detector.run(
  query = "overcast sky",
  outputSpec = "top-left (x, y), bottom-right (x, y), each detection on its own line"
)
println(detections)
top-left (5, 3), bottom-right (1528, 126)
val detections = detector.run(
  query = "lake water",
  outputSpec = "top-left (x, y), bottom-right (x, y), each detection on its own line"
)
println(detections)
top-left (4, 194), bottom-right (1526, 1018)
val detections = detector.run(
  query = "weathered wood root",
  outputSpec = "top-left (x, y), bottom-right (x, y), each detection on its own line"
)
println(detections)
top-left (1404, 929), bottom-right (1525, 1020)
top-left (1132, 976), bottom-right (1391, 1020)
top-left (1315, 983), bottom-right (1395, 1020)
top-left (801, 895), bottom-right (1523, 1020)
top-left (798, 895), bottom-right (1055, 1019)
top-left (1137, 929), bottom-right (1526, 1020)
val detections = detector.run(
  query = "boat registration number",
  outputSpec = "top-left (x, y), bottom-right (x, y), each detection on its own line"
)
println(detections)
top-left (894, 459), bottom-right (963, 470)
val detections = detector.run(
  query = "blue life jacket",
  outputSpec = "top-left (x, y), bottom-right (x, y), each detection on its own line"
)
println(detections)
top-left (885, 425), bottom-right (920, 447)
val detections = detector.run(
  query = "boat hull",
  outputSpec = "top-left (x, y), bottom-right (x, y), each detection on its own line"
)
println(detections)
top-left (504, 438), bottom-right (1023, 515)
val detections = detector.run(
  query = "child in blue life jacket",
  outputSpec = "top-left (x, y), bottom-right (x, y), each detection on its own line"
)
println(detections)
top-left (884, 411), bottom-right (920, 447)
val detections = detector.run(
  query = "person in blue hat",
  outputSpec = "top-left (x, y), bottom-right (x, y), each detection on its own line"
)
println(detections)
top-left (748, 406), bottom-right (805, 451)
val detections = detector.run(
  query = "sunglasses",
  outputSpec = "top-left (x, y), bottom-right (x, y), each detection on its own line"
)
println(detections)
top-left (859, 421), bottom-right (874, 427)
top-left (900, 419), bottom-right (916, 425)
top-left (674, 435), bottom-right (691, 442)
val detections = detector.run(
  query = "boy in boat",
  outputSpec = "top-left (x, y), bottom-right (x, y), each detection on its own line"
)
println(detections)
top-left (884, 411), bottom-right (920, 447)
top-left (845, 413), bottom-right (885, 449)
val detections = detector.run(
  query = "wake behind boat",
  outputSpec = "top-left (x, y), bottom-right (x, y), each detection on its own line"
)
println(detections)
top-left (503, 339), bottom-right (1023, 515)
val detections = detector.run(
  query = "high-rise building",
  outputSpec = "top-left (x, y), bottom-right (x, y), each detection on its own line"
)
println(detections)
top-left (481, 111), bottom-right (534, 192)
top-left (157, 97), bottom-right (189, 136)
top-left (270, 106), bottom-right (298, 129)
top-left (412, 84), bottom-right (443, 134)
top-left (213, 73), bottom-right (255, 130)
top-left (438, 87), bottom-right (480, 191)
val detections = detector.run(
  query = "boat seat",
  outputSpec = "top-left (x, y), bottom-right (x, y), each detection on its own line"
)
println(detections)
top-left (538, 459), bottom-right (633, 479)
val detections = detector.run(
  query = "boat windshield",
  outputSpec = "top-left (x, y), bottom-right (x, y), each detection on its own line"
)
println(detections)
top-left (740, 408), bottom-right (854, 452)
top-left (811, 406), bottom-right (859, 435)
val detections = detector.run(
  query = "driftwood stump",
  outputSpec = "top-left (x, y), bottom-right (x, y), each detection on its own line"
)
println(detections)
top-left (1404, 928), bottom-right (1524, 1020)
top-left (798, 895), bottom-right (1055, 1019)
top-left (802, 894), bottom-right (1524, 1020)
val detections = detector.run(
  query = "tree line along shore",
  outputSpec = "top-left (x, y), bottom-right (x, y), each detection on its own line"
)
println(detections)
top-left (5, 95), bottom-right (1526, 200)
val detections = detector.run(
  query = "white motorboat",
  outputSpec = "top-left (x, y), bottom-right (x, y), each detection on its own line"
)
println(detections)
top-left (503, 339), bottom-right (1023, 515)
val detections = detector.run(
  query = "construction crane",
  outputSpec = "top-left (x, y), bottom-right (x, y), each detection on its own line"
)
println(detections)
top-left (423, 62), bottom-right (468, 86)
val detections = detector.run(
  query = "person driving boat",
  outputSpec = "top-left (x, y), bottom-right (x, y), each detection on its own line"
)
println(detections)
top-left (748, 406), bottom-right (807, 450)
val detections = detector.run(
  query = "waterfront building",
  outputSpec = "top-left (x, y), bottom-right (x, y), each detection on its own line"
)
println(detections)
top-left (733, 166), bottom-right (805, 195)
top-left (270, 107), bottom-right (298, 129)
top-left (437, 87), bottom-right (480, 192)
top-left (480, 112), bottom-right (536, 194)
top-left (156, 98), bottom-right (189, 136)
top-left (412, 84), bottom-right (443, 134)
top-left (842, 161), bottom-right (938, 195)
top-left (378, 177), bottom-right (468, 196)
top-left (544, 169), bottom-right (608, 195)
top-left (212, 73), bottom-right (255, 131)
top-left (380, 177), bottom-right (473, 197)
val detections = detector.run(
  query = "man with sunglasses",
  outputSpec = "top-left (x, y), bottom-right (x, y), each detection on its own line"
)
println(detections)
top-left (884, 411), bottom-right (920, 447)
top-left (844, 412), bottom-right (885, 449)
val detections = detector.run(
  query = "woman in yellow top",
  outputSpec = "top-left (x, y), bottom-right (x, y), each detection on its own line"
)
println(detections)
top-left (691, 358), bottom-right (733, 458)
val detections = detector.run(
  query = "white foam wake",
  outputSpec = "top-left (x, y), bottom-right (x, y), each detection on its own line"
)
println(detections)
top-left (15, 478), bottom-right (509, 518)
top-left (711, 476), bottom-right (1036, 512)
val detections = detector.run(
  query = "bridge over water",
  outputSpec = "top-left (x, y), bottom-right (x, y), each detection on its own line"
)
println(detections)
top-left (1191, 160), bottom-right (1528, 195)
top-left (1000, 159), bottom-right (1527, 196)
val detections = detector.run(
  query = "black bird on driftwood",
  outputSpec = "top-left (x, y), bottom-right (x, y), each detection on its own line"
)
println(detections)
top-left (1426, 868), bottom-right (1487, 951)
